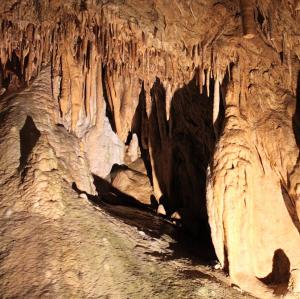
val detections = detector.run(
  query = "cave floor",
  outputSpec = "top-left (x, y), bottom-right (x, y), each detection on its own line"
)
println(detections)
top-left (86, 197), bottom-right (256, 299)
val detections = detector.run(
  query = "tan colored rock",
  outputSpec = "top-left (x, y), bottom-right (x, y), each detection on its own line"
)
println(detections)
top-left (1, 1), bottom-right (300, 298)
top-left (127, 158), bottom-right (148, 175)
top-left (111, 164), bottom-right (153, 205)
top-left (171, 211), bottom-right (181, 220)
top-left (125, 133), bottom-right (141, 163)
top-left (157, 204), bottom-right (166, 216)
top-left (289, 269), bottom-right (300, 293)
top-left (207, 64), bottom-right (300, 298)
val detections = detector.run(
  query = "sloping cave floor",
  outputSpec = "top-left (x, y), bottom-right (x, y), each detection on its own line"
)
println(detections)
top-left (76, 180), bottom-right (256, 299)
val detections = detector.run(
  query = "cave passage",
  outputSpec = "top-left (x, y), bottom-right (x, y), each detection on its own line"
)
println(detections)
top-left (87, 70), bottom-right (227, 263)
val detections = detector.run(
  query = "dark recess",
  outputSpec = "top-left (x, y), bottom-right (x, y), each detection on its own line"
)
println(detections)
top-left (130, 73), bottom-right (221, 258)
top-left (260, 249), bottom-right (290, 295)
top-left (18, 115), bottom-right (41, 173)
top-left (102, 65), bottom-right (117, 132)
top-left (293, 70), bottom-right (300, 148)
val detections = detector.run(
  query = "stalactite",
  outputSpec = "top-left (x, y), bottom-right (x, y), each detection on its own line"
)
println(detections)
top-left (165, 81), bottom-right (172, 121)
top-left (0, 7), bottom-right (237, 140)
top-left (95, 57), bottom-right (104, 130)
top-left (25, 46), bottom-right (34, 84)
top-left (199, 67), bottom-right (204, 94)
top-left (147, 49), bottom-right (150, 82)
top-left (149, 144), bottom-right (163, 201)
top-left (90, 46), bottom-right (98, 126)
top-left (85, 66), bottom-right (92, 122)
top-left (240, 0), bottom-right (256, 39)
top-left (206, 68), bottom-right (211, 97)
top-left (213, 73), bottom-right (220, 138)
top-left (145, 83), bottom-right (152, 118)
top-left (288, 48), bottom-right (293, 91)
top-left (59, 53), bottom-right (71, 120)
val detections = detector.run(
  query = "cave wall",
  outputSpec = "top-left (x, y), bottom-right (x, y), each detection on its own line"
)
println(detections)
top-left (207, 64), bottom-right (300, 296)
top-left (0, 0), bottom-right (300, 297)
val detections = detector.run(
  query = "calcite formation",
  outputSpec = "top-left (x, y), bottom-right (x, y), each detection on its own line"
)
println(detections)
top-left (111, 161), bottom-right (153, 205)
top-left (0, 0), bottom-right (300, 298)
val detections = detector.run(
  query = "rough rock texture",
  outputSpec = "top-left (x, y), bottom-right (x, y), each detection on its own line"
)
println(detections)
top-left (1, 0), bottom-right (300, 298)
top-left (111, 160), bottom-right (153, 205)
top-left (0, 68), bottom-right (258, 299)
top-left (207, 64), bottom-right (300, 298)
top-left (85, 112), bottom-right (125, 178)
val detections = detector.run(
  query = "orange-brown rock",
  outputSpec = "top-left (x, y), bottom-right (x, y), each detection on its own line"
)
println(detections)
top-left (0, 1), bottom-right (300, 298)
top-left (111, 161), bottom-right (153, 206)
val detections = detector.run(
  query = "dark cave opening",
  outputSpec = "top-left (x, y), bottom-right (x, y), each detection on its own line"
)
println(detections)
top-left (131, 82), bottom-right (153, 182)
top-left (260, 249), bottom-right (291, 295)
top-left (98, 72), bottom-right (225, 261)
top-left (255, 5), bottom-right (265, 29)
top-left (79, 69), bottom-right (224, 262)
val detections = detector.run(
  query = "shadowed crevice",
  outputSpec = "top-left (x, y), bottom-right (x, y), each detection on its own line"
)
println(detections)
top-left (18, 115), bottom-right (40, 172)
top-left (293, 70), bottom-right (300, 149)
top-left (149, 76), bottom-right (216, 237)
top-left (260, 249), bottom-right (290, 296)
top-left (131, 83), bottom-right (153, 182)
top-left (102, 65), bottom-right (117, 132)
top-left (281, 184), bottom-right (300, 234)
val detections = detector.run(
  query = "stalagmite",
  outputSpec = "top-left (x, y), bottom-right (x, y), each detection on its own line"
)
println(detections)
top-left (157, 204), bottom-right (166, 216)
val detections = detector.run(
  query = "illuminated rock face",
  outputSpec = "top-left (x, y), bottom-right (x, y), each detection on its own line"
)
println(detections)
top-left (85, 113), bottom-right (125, 178)
top-left (207, 67), bottom-right (300, 298)
top-left (111, 163), bottom-right (153, 205)
top-left (0, 0), bottom-right (300, 298)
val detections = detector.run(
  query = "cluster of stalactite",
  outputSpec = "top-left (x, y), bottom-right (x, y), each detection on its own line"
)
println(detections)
top-left (0, 1), bottom-right (299, 137)
top-left (0, 7), bottom-right (240, 138)
top-left (1, 1), bottom-right (300, 297)
top-left (0, 20), bottom-right (52, 92)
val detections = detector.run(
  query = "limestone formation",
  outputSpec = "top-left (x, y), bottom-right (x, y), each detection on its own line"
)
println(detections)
top-left (0, 0), bottom-right (300, 298)
top-left (111, 162), bottom-right (153, 205)
top-left (125, 133), bottom-right (141, 163)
